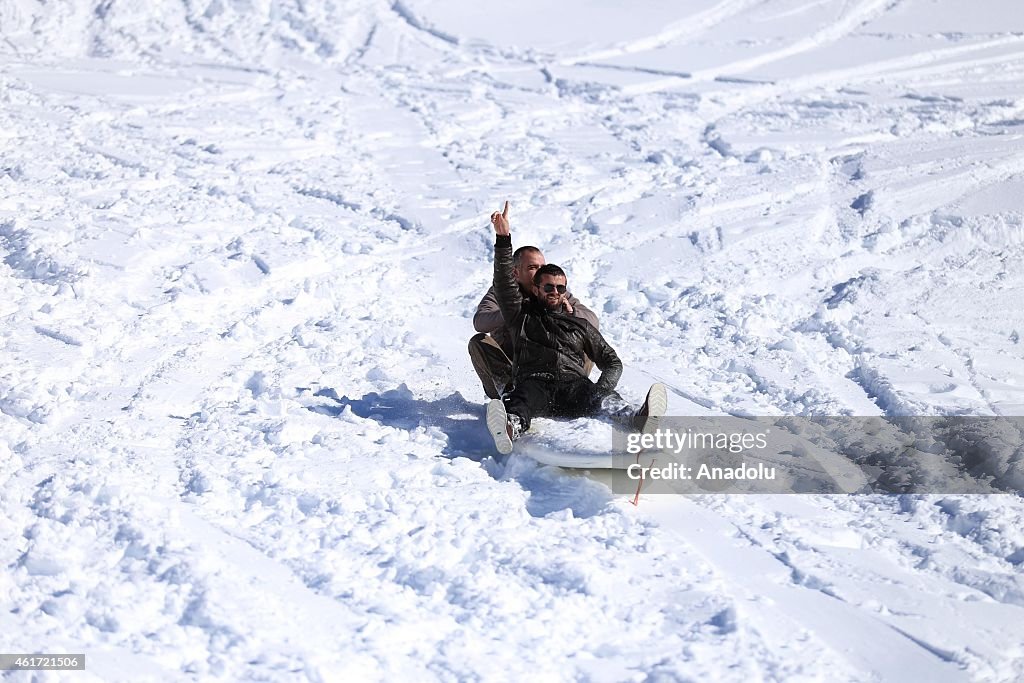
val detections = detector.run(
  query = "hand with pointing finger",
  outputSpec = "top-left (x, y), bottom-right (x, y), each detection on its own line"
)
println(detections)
top-left (490, 200), bottom-right (510, 236)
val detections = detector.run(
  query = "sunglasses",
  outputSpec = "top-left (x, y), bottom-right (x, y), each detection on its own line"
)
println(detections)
top-left (541, 284), bottom-right (567, 294)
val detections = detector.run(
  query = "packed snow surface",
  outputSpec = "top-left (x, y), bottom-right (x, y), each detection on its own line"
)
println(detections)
top-left (2, 0), bottom-right (1024, 680)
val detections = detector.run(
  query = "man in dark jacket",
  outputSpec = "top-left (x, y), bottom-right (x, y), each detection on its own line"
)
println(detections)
top-left (483, 201), bottom-right (666, 455)
top-left (469, 245), bottom-right (599, 399)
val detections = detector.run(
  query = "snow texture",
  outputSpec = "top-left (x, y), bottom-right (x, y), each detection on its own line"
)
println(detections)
top-left (2, 0), bottom-right (1024, 680)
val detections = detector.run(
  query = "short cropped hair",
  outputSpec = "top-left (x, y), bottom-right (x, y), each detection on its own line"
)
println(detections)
top-left (533, 263), bottom-right (566, 285)
top-left (512, 245), bottom-right (541, 268)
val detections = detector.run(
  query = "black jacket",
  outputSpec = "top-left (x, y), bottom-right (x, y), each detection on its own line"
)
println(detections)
top-left (493, 235), bottom-right (622, 393)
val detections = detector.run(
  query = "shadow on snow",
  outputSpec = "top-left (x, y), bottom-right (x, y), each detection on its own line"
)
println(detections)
top-left (306, 383), bottom-right (613, 518)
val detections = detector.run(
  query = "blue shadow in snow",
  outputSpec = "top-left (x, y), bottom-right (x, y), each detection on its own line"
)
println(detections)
top-left (307, 383), bottom-right (614, 518)
top-left (306, 384), bottom-right (493, 459)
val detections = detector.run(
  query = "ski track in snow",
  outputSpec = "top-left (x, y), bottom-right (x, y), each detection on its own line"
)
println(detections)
top-left (2, 0), bottom-right (1024, 680)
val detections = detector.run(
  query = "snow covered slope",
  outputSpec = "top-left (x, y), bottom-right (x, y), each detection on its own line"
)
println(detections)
top-left (2, 0), bottom-right (1023, 680)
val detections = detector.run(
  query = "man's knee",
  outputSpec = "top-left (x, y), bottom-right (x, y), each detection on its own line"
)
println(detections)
top-left (469, 333), bottom-right (508, 357)
top-left (469, 333), bottom-right (512, 399)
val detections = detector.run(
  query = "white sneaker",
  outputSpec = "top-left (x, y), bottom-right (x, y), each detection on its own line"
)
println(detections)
top-left (486, 400), bottom-right (514, 455)
top-left (634, 383), bottom-right (668, 434)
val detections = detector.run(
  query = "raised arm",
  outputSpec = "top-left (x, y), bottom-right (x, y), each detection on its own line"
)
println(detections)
top-left (490, 201), bottom-right (522, 325)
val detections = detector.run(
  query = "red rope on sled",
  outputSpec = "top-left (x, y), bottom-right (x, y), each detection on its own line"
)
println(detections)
top-left (630, 454), bottom-right (654, 507)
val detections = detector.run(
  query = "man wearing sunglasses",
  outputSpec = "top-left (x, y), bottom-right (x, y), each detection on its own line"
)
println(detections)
top-left (469, 244), bottom-right (598, 400)
top-left (483, 201), bottom-right (665, 454)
